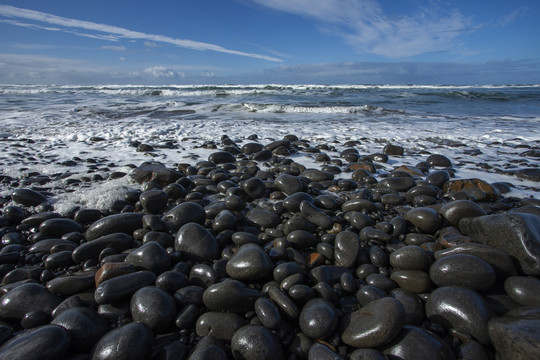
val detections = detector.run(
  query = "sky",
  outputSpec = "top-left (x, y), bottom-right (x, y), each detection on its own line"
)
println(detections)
top-left (0, 0), bottom-right (539, 84)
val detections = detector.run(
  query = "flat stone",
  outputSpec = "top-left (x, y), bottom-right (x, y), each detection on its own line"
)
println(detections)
top-left (46, 273), bottom-right (95, 296)
top-left (95, 262), bottom-right (136, 286)
top-left (443, 179), bottom-right (499, 201)
top-left (426, 286), bottom-right (494, 345)
top-left (340, 297), bottom-right (405, 348)
top-left (254, 296), bottom-right (281, 330)
top-left (460, 213), bottom-right (540, 275)
top-left (91, 322), bottom-right (155, 360)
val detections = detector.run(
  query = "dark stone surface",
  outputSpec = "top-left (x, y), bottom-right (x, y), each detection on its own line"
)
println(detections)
top-left (231, 325), bottom-right (284, 360)
top-left (195, 312), bottom-right (247, 341)
top-left (0, 325), bottom-right (70, 360)
top-left (429, 254), bottom-right (496, 290)
top-left (11, 188), bottom-right (48, 207)
top-left (85, 212), bottom-right (144, 240)
top-left (94, 270), bottom-right (156, 305)
top-left (51, 307), bottom-right (109, 352)
top-left (504, 276), bottom-right (540, 306)
top-left (161, 202), bottom-right (205, 232)
top-left (299, 298), bottom-right (338, 340)
top-left (203, 280), bottom-right (260, 313)
top-left (382, 325), bottom-right (457, 360)
top-left (0, 283), bottom-right (63, 320)
top-left (130, 286), bottom-right (177, 333)
top-left (91, 322), bottom-right (155, 360)
top-left (125, 241), bottom-right (171, 274)
top-left (175, 222), bottom-right (220, 262)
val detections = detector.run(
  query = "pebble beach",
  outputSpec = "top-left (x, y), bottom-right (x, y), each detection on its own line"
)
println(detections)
top-left (0, 84), bottom-right (540, 359)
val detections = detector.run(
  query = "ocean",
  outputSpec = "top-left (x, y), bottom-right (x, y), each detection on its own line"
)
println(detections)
top-left (1, 84), bottom-right (540, 210)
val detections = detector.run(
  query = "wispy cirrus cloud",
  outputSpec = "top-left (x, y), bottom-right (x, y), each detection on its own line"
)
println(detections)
top-left (252, 0), bottom-right (476, 57)
top-left (0, 5), bottom-right (281, 62)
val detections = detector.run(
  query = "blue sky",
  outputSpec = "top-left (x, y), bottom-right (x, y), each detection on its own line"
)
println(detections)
top-left (0, 0), bottom-right (539, 84)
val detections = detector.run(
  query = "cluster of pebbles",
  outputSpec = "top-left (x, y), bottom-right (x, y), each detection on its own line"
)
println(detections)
top-left (0, 134), bottom-right (540, 360)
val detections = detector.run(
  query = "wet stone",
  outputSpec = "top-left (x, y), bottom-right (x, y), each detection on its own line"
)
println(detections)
top-left (161, 201), bottom-right (206, 232)
top-left (429, 254), bottom-right (496, 290)
top-left (426, 154), bottom-right (452, 168)
top-left (404, 207), bottom-right (442, 234)
top-left (340, 297), bottom-right (405, 348)
top-left (175, 222), bottom-right (220, 262)
top-left (203, 280), bottom-right (260, 313)
top-left (85, 212), bottom-right (144, 241)
top-left (94, 261), bottom-right (136, 286)
top-left (130, 286), bottom-right (177, 333)
top-left (51, 307), bottom-right (109, 352)
top-left (382, 325), bottom-right (457, 360)
top-left (94, 270), bottom-right (156, 305)
top-left (334, 231), bottom-right (360, 268)
top-left (125, 241), bottom-right (170, 274)
top-left (0, 325), bottom-right (70, 360)
top-left (390, 288), bottom-right (425, 325)
top-left (245, 207), bottom-right (281, 229)
top-left (390, 245), bottom-right (432, 271)
top-left (139, 189), bottom-right (168, 214)
top-left (390, 270), bottom-right (432, 294)
top-left (196, 312), bottom-right (247, 341)
top-left (255, 296), bottom-right (281, 330)
top-left (275, 174), bottom-right (303, 195)
top-left (72, 233), bottom-right (133, 264)
top-left (0, 283), bottom-right (63, 320)
top-left (231, 325), bottom-right (285, 360)
top-left (91, 322), bottom-right (155, 360)
top-left (299, 298), bottom-right (338, 340)
top-left (11, 188), bottom-right (48, 207)
top-left (426, 286), bottom-right (494, 345)
top-left (504, 276), bottom-right (540, 306)
top-left (226, 243), bottom-right (274, 281)
top-left (439, 199), bottom-right (486, 227)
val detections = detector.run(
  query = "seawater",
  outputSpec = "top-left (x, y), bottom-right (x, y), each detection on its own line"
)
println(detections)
top-left (1, 84), bottom-right (540, 208)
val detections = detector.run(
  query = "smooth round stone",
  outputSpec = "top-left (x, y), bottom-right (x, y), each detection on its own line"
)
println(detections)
top-left (334, 231), bottom-right (360, 268)
top-left (39, 218), bottom-right (84, 237)
top-left (382, 325), bottom-right (457, 360)
top-left (383, 144), bottom-right (404, 156)
top-left (377, 177), bottom-right (416, 192)
top-left (299, 298), bottom-right (338, 340)
top-left (131, 286), bottom-right (177, 333)
top-left (91, 322), bottom-right (155, 360)
top-left (139, 190), bottom-right (168, 214)
top-left (289, 284), bottom-right (316, 303)
top-left (488, 307), bottom-right (540, 360)
top-left (275, 174), bottom-right (303, 195)
top-left (11, 188), bottom-right (48, 207)
top-left (267, 284), bottom-right (300, 320)
top-left (283, 192), bottom-right (314, 213)
top-left (273, 262), bottom-right (308, 283)
top-left (161, 202), bottom-right (205, 232)
top-left (369, 246), bottom-right (388, 268)
top-left (231, 232), bottom-right (259, 246)
top-left (427, 154), bottom-right (452, 167)
top-left (226, 243), bottom-right (274, 281)
top-left (308, 342), bottom-right (345, 360)
top-left (404, 207), bottom-right (442, 234)
top-left (72, 233), bottom-right (134, 264)
top-left (439, 200), bottom-right (486, 227)
top-left (155, 271), bottom-right (188, 293)
top-left (0, 283), bottom-right (62, 320)
top-left (94, 262), bottom-right (136, 286)
top-left (430, 254), bottom-right (496, 290)
top-left (390, 270), bottom-right (432, 294)
top-left (390, 288), bottom-right (425, 325)
top-left (196, 312), bottom-right (247, 341)
top-left (346, 212), bottom-right (375, 231)
top-left (434, 243), bottom-right (517, 281)
top-left (245, 207), bottom-right (281, 229)
top-left (163, 182), bottom-right (187, 199)
top-left (142, 231), bottom-right (174, 248)
top-left (46, 273), bottom-right (95, 296)
top-left (203, 280), bottom-right (260, 313)
top-left (175, 223), bottom-right (220, 262)
top-left (44, 251), bottom-right (75, 270)
top-left (225, 195), bottom-right (245, 211)
top-left (243, 177), bottom-right (266, 199)
top-left (2, 205), bottom-right (27, 224)
top-left (125, 241), bottom-right (170, 274)
top-left (425, 170), bottom-right (451, 188)
top-left (426, 286), bottom-right (494, 345)
top-left (255, 296), bottom-right (281, 330)
top-left (231, 325), bottom-right (284, 360)
top-left (189, 264), bottom-right (218, 288)
top-left (299, 201), bottom-right (334, 230)
top-left (356, 285), bottom-right (385, 306)
top-left (287, 230), bottom-right (317, 249)
top-left (85, 212), bottom-right (144, 240)
top-left (95, 270), bottom-right (156, 305)
top-left (188, 335), bottom-right (228, 360)
top-left (340, 297), bottom-right (405, 348)
top-left (349, 348), bottom-right (387, 360)
top-left (242, 142), bottom-right (264, 155)
top-left (209, 151), bottom-right (235, 164)
top-left (342, 199), bottom-right (377, 213)
top-left (366, 273), bottom-right (397, 292)
top-left (504, 276), bottom-right (540, 306)
top-left (212, 210), bottom-right (237, 232)
top-left (310, 265), bottom-right (351, 285)
top-left (21, 212), bottom-right (60, 227)
top-left (51, 307), bottom-right (109, 352)
top-left (0, 325), bottom-right (69, 360)
top-left (390, 245), bottom-right (432, 271)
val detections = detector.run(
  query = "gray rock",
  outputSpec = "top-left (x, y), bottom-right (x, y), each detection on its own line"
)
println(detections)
top-left (390, 270), bottom-right (432, 294)
top-left (390, 288), bottom-right (425, 325)
top-left (308, 342), bottom-right (345, 360)
top-left (208, 151), bottom-right (235, 164)
top-left (427, 154), bottom-right (452, 167)
top-left (488, 307), bottom-right (540, 360)
top-left (91, 322), bottom-right (155, 360)
top-left (340, 297), bottom-right (405, 348)
top-left (287, 230), bottom-right (317, 250)
top-left (0, 325), bottom-right (70, 360)
top-left (46, 273), bottom-right (95, 296)
top-left (175, 223), bottom-right (220, 262)
top-left (231, 325), bottom-right (284, 360)
top-left (130, 286), bottom-right (177, 333)
top-left (377, 177), bottom-right (416, 192)
top-left (460, 213), bottom-right (540, 275)
top-left (426, 286), bottom-right (494, 345)
top-left (85, 212), bottom-right (144, 241)
top-left (283, 192), bottom-right (314, 213)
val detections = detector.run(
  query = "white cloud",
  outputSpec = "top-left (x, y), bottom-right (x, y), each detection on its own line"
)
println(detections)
top-left (101, 45), bottom-right (127, 52)
top-left (496, 7), bottom-right (528, 27)
top-left (0, 5), bottom-right (281, 62)
top-left (252, 0), bottom-right (475, 57)
top-left (144, 66), bottom-right (183, 78)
